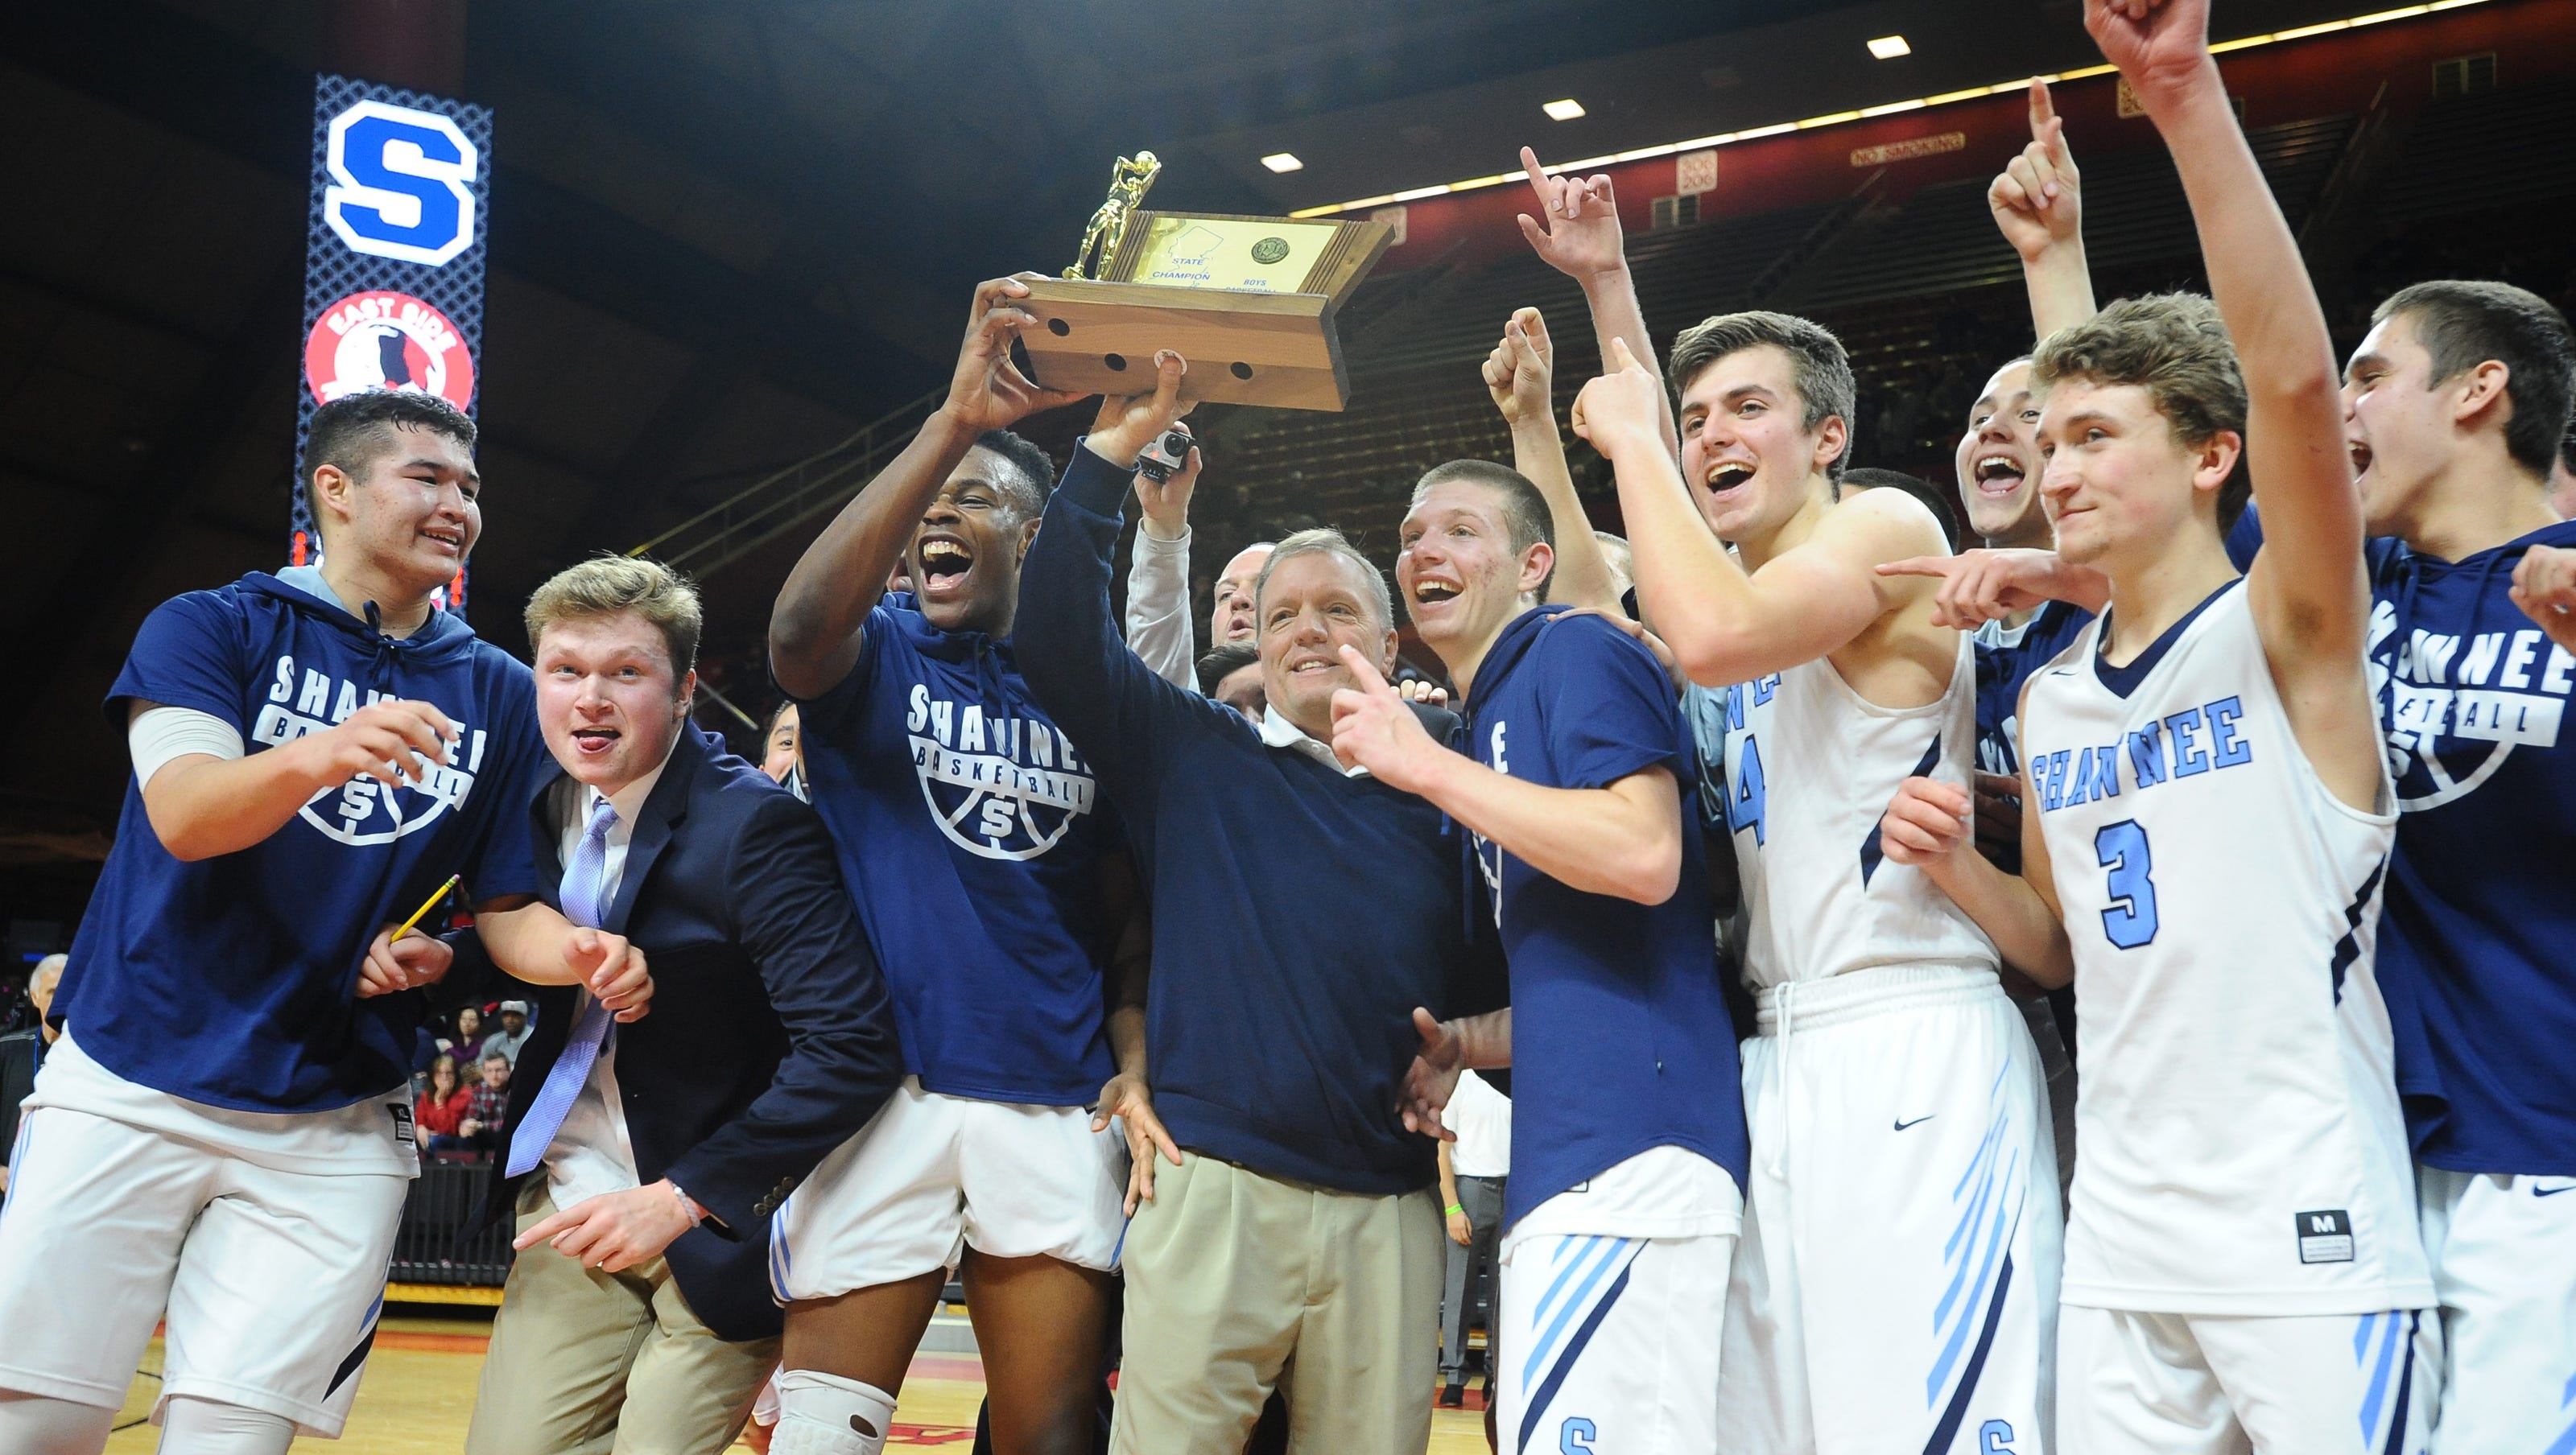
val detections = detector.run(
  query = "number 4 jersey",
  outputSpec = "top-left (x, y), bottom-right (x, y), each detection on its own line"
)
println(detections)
top-left (1686, 632), bottom-right (1996, 990)
top-left (2023, 579), bottom-right (2432, 1315)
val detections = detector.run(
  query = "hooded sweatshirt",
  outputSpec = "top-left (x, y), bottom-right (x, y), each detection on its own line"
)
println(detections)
top-left (54, 571), bottom-right (547, 1115)
top-left (1462, 605), bottom-right (1749, 1227)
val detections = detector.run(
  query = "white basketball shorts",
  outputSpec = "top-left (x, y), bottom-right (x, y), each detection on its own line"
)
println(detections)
top-left (1719, 966), bottom-right (2062, 1454)
top-left (770, 1077), bottom-right (1127, 1301)
top-left (0, 1104), bottom-right (407, 1436)
top-left (2419, 1165), bottom-right (2576, 1453)
top-left (1496, 1146), bottom-right (1740, 1455)
top-left (2060, 1304), bottom-right (2437, 1453)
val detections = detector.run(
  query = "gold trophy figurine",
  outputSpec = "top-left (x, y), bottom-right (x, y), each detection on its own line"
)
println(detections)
top-left (1064, 151), bottom-right (1162, 280)
top-left (1021, 151), bottom-right (1395, 410)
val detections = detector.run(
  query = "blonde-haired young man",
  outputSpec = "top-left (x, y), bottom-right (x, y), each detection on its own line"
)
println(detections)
top-left (464, 556), bottom-right (903, 1455)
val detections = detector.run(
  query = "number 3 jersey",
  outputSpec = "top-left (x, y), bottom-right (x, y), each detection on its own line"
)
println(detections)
top-left (2023, 579), bottom-right (2431, 1315)
top-left (1686, 632), bottom-right (1996, 990)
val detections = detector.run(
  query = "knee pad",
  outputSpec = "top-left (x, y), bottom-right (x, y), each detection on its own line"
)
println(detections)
top-left (155, 1395), bottom-right (297, 1455)
top-left (768, 1369), bottom-right (896, 1455)
top-left (0, 1391), bottom-right (118, 1455)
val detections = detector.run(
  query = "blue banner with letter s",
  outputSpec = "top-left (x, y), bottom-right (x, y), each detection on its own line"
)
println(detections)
top-left (291, 73), bottom-right (492, 614)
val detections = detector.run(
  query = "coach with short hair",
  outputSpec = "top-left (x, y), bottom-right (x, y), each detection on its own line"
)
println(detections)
top-left (461, 557), bottom-right (903, 1455)
top-left (1018, 356), bottom-right (1495, 1455)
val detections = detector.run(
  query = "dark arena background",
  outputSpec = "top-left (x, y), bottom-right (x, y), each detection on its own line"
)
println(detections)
top-left (2, 0), bottom-right (2574, 1446)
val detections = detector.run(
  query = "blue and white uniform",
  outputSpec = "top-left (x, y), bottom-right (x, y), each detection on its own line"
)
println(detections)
top-left (1689, 629), bottom-right (2062, 1455)
top-left (774, 596), bottom-right (1128, 1294)
top-left (1463, 608), bottom-right (1748, 1455)
top-left (2024, 579), bottom-right (2435, 1453)
top-left (0, 569), bottom-right (546, 1437)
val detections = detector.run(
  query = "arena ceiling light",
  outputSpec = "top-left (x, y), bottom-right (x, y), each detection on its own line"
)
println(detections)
top-left (1867, 35), bottom-right (1913, 60)
top-left (1542, 98), bottom-right (1587, 121)
top-left (1261, 152), bottom-right (1305, 173)
top-left (1289, 0), bottom-right (2492, 219)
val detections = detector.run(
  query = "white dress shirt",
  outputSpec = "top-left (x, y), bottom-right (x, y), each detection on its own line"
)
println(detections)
top-left (539, 746), bottom-right (675, 1208)
top-left (1259, 705), bottom-right (1370, 778)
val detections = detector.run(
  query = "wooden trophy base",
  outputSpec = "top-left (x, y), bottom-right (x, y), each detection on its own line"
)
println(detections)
top-left (1018, 278), bottom-right (1354, 412)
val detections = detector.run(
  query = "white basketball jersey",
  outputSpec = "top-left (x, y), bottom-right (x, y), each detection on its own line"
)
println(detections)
top-left (1692, 633), bottom-right (1998, 989)
top-left (2024, 580), bottom-right (2432, 1316)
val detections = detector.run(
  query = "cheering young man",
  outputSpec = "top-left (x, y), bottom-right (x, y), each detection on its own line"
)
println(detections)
top-left (0, 392), bottom-right (643, 1455)
top-left (1329, 459), bottom-right (1747, 1455)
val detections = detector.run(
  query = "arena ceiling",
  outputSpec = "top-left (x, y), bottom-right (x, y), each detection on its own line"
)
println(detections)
top-left (0, 0), bottom-right (2409, 903)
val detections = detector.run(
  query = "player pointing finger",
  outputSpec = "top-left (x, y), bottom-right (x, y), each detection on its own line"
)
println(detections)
top-left (1327, 644), bottom-right (1445, 788)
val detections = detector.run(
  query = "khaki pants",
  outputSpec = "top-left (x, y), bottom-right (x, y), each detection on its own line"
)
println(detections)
top-left (464, 1185), bottom-right (779, 1455)
top-left (1112, 1152), bottom-right (1443, 1455)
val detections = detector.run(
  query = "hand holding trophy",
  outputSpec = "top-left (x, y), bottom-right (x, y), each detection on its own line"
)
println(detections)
top-left (1019, 153), bottom-right (1397, 411)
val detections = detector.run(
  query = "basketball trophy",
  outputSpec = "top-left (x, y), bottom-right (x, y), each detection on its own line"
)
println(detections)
top-left (1019, 152), bottom-right (1395, 411)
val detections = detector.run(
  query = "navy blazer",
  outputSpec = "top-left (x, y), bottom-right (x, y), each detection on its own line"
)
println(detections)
top-left (473, 723), bottom-right (902, 1342)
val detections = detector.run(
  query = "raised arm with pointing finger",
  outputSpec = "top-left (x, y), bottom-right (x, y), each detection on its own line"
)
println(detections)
top-left (1992, 77), bottom-right (2098, 340)
top-left (1517, 146), bottom-right (1679, 462)
top-left (1484, 307), bottom-right (1622, 613)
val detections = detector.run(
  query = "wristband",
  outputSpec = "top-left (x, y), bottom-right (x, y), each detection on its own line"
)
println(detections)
top-left (670, 1181), bottom-right (706, 1228)
top-left (1445, 1203), bottom-right (1464, 1217)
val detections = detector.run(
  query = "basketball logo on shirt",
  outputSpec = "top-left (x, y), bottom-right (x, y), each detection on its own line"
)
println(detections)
top-left (906, 686), bottom-right (1097, 861)
top-left (2370, 600), bottom-right (2571, 812)
top-left (257, 654), bottom-right (486, 846)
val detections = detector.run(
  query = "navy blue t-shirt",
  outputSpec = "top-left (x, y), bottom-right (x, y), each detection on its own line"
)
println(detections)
top-left (1464, 607), bottom-right (1750, 1228)
top-left (793, 596), bottom-right (1117, 1106)
top-left (58, 573), bottom-right (547, 1112)
top-left (1973, 600), bottom-right (2095, 782)
top-left (2237, 508), bottom-right (2576, 1173)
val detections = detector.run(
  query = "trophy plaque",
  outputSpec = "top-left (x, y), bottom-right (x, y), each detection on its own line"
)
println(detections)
top-left (1022, 154), bottom-right (1394, 412)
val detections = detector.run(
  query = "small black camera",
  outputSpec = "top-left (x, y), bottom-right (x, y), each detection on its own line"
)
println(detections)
top-left (1136, 423), bottom-right (1194, 483)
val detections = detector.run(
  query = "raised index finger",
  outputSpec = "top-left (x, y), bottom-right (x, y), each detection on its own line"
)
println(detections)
top-left (2029, 76), bottom-right (2056, 138)
top-left (1875, 555), bottom-right (1958, 579)
top-left (1518, 146), bottom-right (1555, 210)
top-left (1335, 642), bottom-right (1394, 695)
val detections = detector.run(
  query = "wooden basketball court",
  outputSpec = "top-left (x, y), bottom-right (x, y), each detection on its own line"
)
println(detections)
top-left (101, 1301), bottom-right (1496, 1453)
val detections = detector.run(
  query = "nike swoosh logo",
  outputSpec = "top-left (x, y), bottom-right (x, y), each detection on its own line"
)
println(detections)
top-left (1893, 1115), bottom-right (1937, 1131)
top-left (2535, 1183), bottom-right (2576, 1197)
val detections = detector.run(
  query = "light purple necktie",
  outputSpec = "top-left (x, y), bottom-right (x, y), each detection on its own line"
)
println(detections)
top-left (506, 796), bottom-right (618, 1177)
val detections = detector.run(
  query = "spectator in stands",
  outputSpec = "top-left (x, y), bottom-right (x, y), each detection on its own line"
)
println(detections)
top-left (416, 1053), bottom-right (473, 1148)
top-left (482, 1000), bottom-right (534, 1065)
top-left (455, 1049), bottom-right (511, 1152)
top-left (1435, 1069), bottom-right (1511, 1409)
top-left (446, 1004), bottom-right (488, 1065)
top-left (0, 956), bottom-right (64, 1197)
top-left (1194, 643), bottom-right (1263, 721)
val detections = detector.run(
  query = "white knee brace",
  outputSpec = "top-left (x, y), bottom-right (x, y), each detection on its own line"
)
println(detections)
top-left (767, 1368), bottom-right (898, 1455)
top-left (155, 1395), bottom-right (298, 1455)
